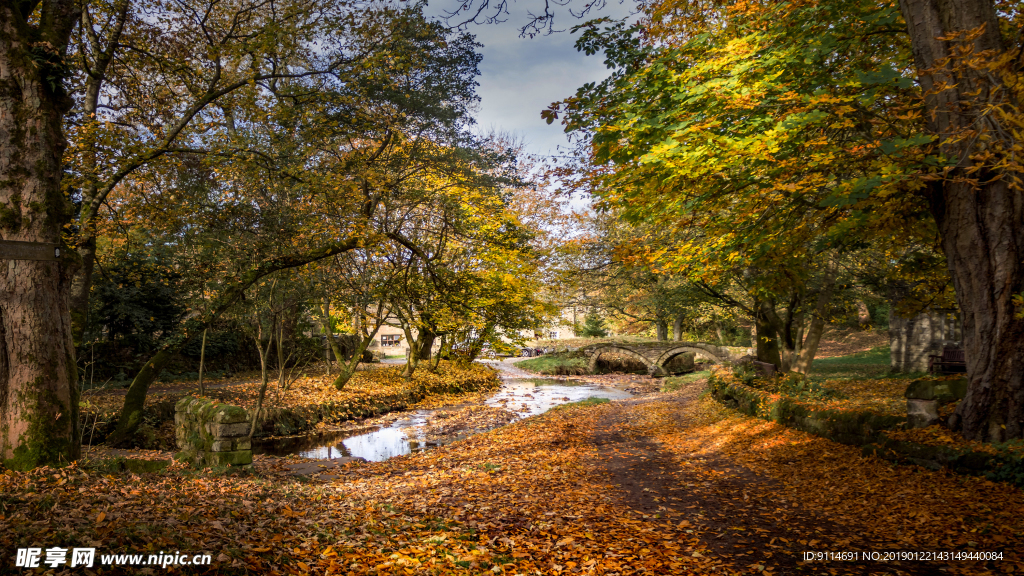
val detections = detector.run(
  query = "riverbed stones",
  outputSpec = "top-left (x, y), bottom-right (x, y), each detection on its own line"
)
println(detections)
top-left (175, 396), bottom-right (253, 468)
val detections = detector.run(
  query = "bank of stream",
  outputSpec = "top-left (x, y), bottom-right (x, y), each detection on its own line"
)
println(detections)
top-left (255, 360), bottom-right (633, 462)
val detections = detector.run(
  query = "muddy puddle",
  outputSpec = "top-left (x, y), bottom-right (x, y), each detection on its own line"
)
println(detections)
top-left (256, 364), bottom-right (632, 462)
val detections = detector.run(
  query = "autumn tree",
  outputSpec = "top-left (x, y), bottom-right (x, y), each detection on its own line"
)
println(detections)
top-left (893, 0), bottom-right (1024, 440)
top-left (317, 249), bottom-right (402, 390)
top-left (549, 0), bottom-right (959, 378)
top-left (552, 0), bottom-right (1024, 438)
top-left (97, 7), bottom-right (484, 445)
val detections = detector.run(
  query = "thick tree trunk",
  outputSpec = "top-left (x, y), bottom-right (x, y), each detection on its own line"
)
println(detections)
top-left (754, 301), bottom-right (783, 368)
top-left (898, 0), bottom-right (1024, 440)
top-left (655, 319), bottom-right (669, 341)
top-left (417, 329), bottom-right (437, 361)
top-left (672, 314), bottom-right (684, 341)
top-left (0, 4), bottom-right (82, 469)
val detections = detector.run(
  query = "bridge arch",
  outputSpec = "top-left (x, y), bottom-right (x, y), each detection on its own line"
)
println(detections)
top-left (586, 346), bottom-right (659, 376)
top-left (585, 342), bottom-right (737, 377)
top-left (653, 344), bottom-right (729, 368)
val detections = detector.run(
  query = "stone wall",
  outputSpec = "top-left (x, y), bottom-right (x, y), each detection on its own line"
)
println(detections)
top-left (889, 308), bottom-right (961, 373)
top-left (175, 396), bottom-right (253, 468)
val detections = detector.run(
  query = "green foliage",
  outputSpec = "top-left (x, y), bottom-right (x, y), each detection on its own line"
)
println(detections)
top-left (579, 312), bottom-right (610, 338)
top-left (806, 346), bottom-right (891, 382)
top-left (985, 443), bottom-right (1024, 488)
top-left (775, 374), bottom-right (847, 402)
top-left (662, 370), bottom-right (711, 392)
top-left (733, 366), bottom-right (845, 401)
top-left (89, 252), bottom-right (184, 353)
top-left (555, 397), bottom-right (610, 410)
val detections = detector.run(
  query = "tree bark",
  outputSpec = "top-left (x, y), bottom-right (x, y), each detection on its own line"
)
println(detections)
top-left (197, 328), bottom-right (207, 396)
top-left (67, 0), bottom-right (130, 344)
top-left (754, 300), bottom-right (783, 368)
top-left (0, 2), bottom-right (82, 469)
top-left (672, 314), bottom-right (684, 341)
top-left (655, 319), bottom-right (669, 341)
top-left (249, 325), bottom-right (274, 438)
top-left (898, 0), bottom-right (1024, 440)
top-left (417, 329), bottom-right (437, 361)
top-left (401, 321), bottom-right (421, 378)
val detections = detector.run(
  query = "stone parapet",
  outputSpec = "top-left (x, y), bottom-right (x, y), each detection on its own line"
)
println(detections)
top-left (175, 396), bottom-right (253, 468)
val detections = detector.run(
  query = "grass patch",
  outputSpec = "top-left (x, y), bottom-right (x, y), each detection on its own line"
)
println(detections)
top-left (554, 398), bottom-right (610, 410)
top-left (662, 370), bottom-right (711, 392)
top-left (806, 346), bottom-right (892, 382)
top-left (514, 354), bottom-right (589, 375)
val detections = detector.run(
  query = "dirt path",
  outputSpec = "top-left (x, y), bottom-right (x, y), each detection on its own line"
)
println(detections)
top-left (589, 388), bottom-right (933, 575)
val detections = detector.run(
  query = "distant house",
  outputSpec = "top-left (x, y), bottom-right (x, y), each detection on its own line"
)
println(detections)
top-left (368, 324), bottom-right (409, 355)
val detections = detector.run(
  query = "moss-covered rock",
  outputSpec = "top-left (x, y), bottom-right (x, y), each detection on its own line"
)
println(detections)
top-left (904, 378), bottom-right (968, 404)
top-left (708, 374), bottom-right (904, 445)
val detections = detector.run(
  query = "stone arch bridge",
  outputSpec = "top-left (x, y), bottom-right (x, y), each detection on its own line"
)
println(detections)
top-left (582, 342), bottom-right (750, 377)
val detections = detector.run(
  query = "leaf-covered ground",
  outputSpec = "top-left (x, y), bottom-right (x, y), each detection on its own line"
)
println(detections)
top-left (4, 375), bottom-right (1022, 575)
top-left (79, 363), bottom-right (499, 449)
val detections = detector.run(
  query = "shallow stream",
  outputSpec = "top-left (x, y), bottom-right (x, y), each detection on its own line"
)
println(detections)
top-left (255, 362), bottom-right (632, 462)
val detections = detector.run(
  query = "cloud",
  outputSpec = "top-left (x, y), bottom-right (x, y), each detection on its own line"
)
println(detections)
top-left (429, 0), bottom-right (635, 158)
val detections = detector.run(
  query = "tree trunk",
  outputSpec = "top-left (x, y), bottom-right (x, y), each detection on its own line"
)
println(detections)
top-left (0, 3), bottom-right (82, 469)
top-left (713, 317), bottom-right (725, 344)
top-left (856, 300), bottom-right (871, 327)
top-left (401, 322), bottom-right (421, 378)
top-left (198, 328), bottom-right (207, 396)
top-left (430, 334), bottom-right (447, 372)
top-left (68, 0), bottom-right (130, 345)
top-left (672, 314), bottom-right (684, 341)
top-left (249, 327), bottom-right (274, 438)
top-left (754, 301), bottom-right (783, 368)
top-left (793, 260), bottom-right (839, 374)
top-left (655, 319), bottom-right (669, 341)
top-left (417, 329), bottom-right (437, 361)
top-left (898, 0), bottom-right (1024, 441)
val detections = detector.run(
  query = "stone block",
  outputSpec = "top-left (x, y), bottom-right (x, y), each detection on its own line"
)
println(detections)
top-left (905, 378), bottom-right (968, 404)
top-left (206, 450), bottom-right (253, 466)
top-left (176, 395), bottom-right (253, 467)
top-left (211, 438), bottom-right (252, 452)
top-left (206, 422), bottom-right (250, 438)
top-left (906, 399), bottom-right (939, 428)
top-left (213, 405), bottom-right (250, 424)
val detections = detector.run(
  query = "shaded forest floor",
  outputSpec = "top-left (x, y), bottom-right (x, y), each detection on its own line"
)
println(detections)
top-left (3, 374), bottom-right (1022, 575)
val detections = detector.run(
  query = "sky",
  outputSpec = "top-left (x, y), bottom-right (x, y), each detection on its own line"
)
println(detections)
top-left (429, 1), bottom-right (637, 161)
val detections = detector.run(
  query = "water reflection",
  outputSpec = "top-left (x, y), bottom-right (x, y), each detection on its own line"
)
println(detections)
top-left (485, 378), bottom-right (633, 417)
top-left (259, 375), bottom-right (632, 462)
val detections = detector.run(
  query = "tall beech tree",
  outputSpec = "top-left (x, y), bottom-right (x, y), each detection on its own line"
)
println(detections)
top-left (895, 0), bottom-right (1024, 440)
top-left (0, 0), bottom-right (83, 469)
